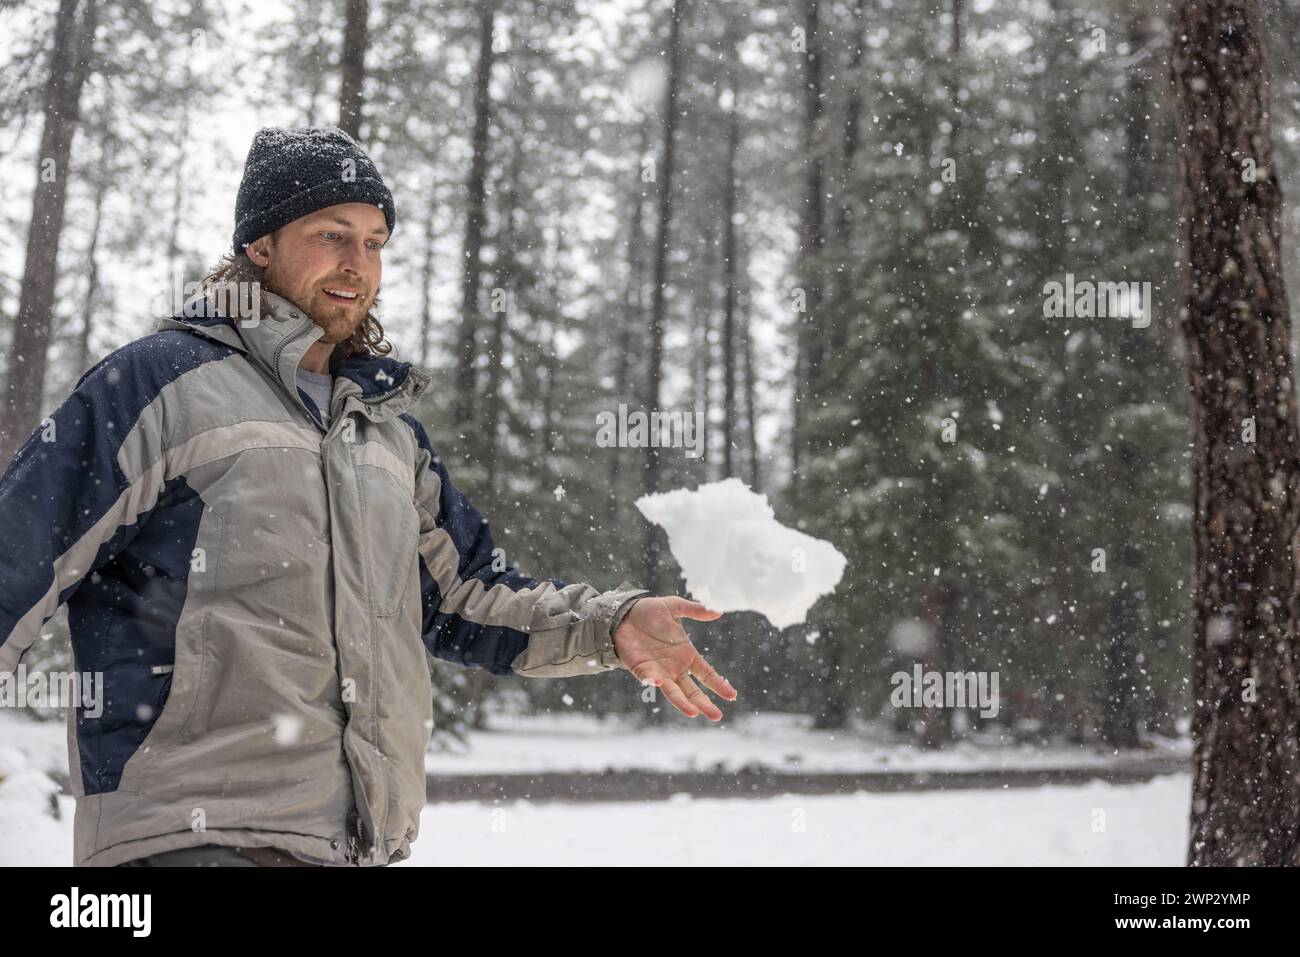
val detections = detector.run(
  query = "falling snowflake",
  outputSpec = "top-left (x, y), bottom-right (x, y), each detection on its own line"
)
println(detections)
top-left (272, 713), bottom-right (303, 747)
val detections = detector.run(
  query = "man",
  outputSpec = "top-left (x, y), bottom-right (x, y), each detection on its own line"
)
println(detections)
top-left (0, 126), bottom-right (736, 867)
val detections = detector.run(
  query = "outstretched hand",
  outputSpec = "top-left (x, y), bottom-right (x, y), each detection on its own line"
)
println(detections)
top-left (612, 596), bottom-right (737, 721)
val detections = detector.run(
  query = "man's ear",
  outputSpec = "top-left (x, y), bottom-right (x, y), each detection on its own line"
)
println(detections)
top-left (245, 233), bottom-right (273, 267)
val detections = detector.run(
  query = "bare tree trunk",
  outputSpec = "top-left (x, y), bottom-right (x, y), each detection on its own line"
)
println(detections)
top-left (641, 0), bottom-right (687, 593)
top-left (1148, 676), bottom-right (1179, 738)
top-left (830, 0), bottom-right (867, 357)
top-left (721, 22), bottom-right (742, 478)
top-left (695, 222), bottom-right (716, 477)
top-left (789, 0), bottom-right (826, 497)
top-left (305, 47), bottom-right (324, 125)
top-left (1172, 0), bottom-right (1300, 866)
top-left (607, 120), bottom-right (651, 528)
top-left (482, 153), bottom-right (518, 487)
top-left (741, 288), bottom-right (761, 490)
top-left (1103, 9), bottom-right (1156, 751)
top-left (1123, 10), bottom-right (1152, 251)
top-left (166, 111), bottom-right (186, 278)
top-left (717, 53), bottom-right (743, 701)
top-left (1102, 543), bottom-right (1142, 749)
top-left (78, 134), bottom-right (112, 375)
top-left (809, 0), bottom-right (872, 735)
top-left (1035, 1), bottom-right (1086, 725)
top-left (534, 223), bottom-right (564, 507)
top-left (338, 0), bottom-right (368, 139)
top-left (455, 1), bottom-right (497, 439)
top-left (536, 274), bottom-right (559, 491)
top-left (419, 182), bottom-right (437, 369)
top-left (916, 580), bottom-right (957, 747)
top-left (469, 138), bottom-right (524, 732)
top-left (0, 0), bottom-right (97, 472)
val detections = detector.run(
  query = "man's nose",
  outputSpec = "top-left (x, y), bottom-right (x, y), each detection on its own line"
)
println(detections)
top-left (337, 240), bottom-right (368, 277)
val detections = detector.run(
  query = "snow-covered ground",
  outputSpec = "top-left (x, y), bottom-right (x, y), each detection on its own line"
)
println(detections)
top-left (425, 710), bottom-right (1192, 776)
top-left (0, 708), bottom-right (69, 779)
top-left (397, 774), bottom-right (1191, 866)
top-left (1, 708), bottom-right (1193, 782)
top-left (0, 768), bottom-right (1191, 866)
top-left (0, 771), bottom-right (75, 867)
top-left (1, 708), bottom-right (1192, 866)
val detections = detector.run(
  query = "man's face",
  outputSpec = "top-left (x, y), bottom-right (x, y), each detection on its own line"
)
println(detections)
top-left (245, 202), bottom-right (389, 345)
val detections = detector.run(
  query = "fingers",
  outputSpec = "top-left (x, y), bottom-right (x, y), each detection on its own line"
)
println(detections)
top-left (635, 668), bottom-right (700, 719)
top-left (690, 653), bottom-right (738, 701)
top-left (676, 672), bottom-right (723, 721)
top-left (633, 663), bottom-right (728, 722)
top-left (661, 595), bottom-right (723, 622)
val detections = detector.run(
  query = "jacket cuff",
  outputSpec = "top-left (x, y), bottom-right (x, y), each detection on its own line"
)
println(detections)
top-left (508, 581), bottom-right (651, 678)
top-left (589, 581), bottom-right (652, 670)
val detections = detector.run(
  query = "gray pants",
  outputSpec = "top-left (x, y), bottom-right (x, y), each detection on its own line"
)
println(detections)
top-left (116, 844), bottom-right (323, 867)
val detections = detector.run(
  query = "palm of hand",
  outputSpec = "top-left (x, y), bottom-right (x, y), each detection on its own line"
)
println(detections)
top-left (612, 595), bottom-right (737, 721)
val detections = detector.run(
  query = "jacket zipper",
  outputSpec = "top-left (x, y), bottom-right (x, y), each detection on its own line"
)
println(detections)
top-left (232, 310), bottom-right (395, 868)
top-left (273, 315), bottom-right (335, 431)
top-left (347, 807), bottom-right (366, 864)
top-left (274, 312), bottom-right (397, 869)
top-left (316, 375), bottom-right (365, 869)
top-left (270, 312), bottom-right (313, 375)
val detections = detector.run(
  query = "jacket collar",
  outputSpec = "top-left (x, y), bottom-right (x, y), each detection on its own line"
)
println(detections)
top-left (157, 289), bottom-right (430, 422)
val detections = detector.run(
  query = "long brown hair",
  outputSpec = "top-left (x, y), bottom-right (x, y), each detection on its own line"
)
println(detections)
top-left (199, 243), bottom-right (393, 360)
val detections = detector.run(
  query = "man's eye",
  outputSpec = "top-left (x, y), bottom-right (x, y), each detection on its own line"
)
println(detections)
top-left (368, 241), bottom-right (383, 250)
top-left (323, 231), bottom-right (341, 241)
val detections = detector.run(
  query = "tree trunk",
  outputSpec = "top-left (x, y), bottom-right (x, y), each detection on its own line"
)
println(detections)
top-left (695, 221), bottom-right (716, 476)
top-left (483, 153), bottom-right (518, 487)
top-left (915, 581), bottom-right (957, 747)
top-left (1102, 551), bottom-right (1142, 749)
top-left (166, 111), bottom-right (186, 278)
top-left (1123, 10), bottom-right (1153, 252)
top-left (0, 0), bottom-right (97, 472)
top-left (536, 293), bottom-right (558, 493)
top-left (641, 0), bottom-right (686, 593)
top-left (77, 134), bottom-right (112, 375)
top-left (741, 283), bottom-right (761, 490)
top-left (338, 0), bottom-right (368, 139)
top-left (829, 0), bottom-right (867, 358)
top-left (607, 119), bottom-right (651, 529)
top-left (1172, 0), bottom-right (1300, 866)
top-left (455, 0), bottom-right (497, 439)
top-left (789, 0), bottom-right (826, 497)
top-left (721, 24), bottom-right (741, 478)
top-left (419, 182), bottom-right (437, 369)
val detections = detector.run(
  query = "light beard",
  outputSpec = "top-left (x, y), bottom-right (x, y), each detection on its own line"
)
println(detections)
top-left (304, 290), bottom-right (369, 344)
top-left (260, 270), bottom-right (368, 340)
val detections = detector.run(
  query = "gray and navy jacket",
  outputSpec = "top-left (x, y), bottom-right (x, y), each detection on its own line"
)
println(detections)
top-left (0, 289), bottom-right (648, 866)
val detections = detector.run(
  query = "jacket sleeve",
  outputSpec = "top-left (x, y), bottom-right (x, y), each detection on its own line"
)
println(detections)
top-left (403, 414), bottom-right (649, 679)
top-left (0, 348), bottom-right (167, 675)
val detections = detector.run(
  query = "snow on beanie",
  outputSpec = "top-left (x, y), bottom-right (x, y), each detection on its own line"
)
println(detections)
top-left (232, 125), bottom-right (396, 254)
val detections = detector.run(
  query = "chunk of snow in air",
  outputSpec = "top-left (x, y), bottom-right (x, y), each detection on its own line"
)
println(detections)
top-left (634, 478), bottom-right (847, 629)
